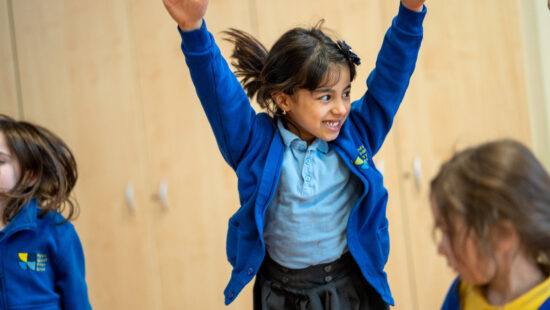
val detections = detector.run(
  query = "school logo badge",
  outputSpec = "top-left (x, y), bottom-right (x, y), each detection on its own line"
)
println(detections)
top-left (353, 145), bottom-right (370, 169)
top-left (18, 252), bottom-right (48, 271)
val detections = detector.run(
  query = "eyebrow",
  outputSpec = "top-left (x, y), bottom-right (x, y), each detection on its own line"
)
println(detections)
top-left (312, 84), bottom-right (352, 94)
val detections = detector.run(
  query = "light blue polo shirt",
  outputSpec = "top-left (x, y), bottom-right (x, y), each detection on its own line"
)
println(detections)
top-left (263, 120), bottom-right (363, 269)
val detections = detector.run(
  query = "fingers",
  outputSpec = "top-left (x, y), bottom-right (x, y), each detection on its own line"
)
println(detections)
top-left (401, 0), bottom-right (425, 12)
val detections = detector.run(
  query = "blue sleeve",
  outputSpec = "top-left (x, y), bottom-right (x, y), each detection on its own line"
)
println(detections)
top-left (540, 297), bottom-right (550, 310)
top-left (54, 224), bottom-right (92, 309)
top-left (441, 277), bottom-right (461, 310)
top-left (350, 3), bottom-right (426, 155)
top-left (178, 21), bottom-right (256, 170)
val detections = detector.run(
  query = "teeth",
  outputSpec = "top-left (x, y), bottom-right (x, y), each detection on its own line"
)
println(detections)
top-left (324, 121), bottom-right (339, 127)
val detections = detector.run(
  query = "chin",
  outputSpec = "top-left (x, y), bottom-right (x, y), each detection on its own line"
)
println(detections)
top-left (323, 132), bottom-right (341, 141)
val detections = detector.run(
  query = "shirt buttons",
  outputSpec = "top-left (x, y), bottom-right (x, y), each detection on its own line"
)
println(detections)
top-left (324, 265), bottom-right (332, 273)
top-left (247, 267), bottom-right (254, 275)
top-left (281, 276), bottom-right (289, 284)
top-left (228, 292), bottom-right (234, 299)
top-left (324, 275), bottom-right (333, 283)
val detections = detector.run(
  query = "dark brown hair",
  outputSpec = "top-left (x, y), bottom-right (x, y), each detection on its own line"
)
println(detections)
top-left (223, 20), bottom-right (359, 118)
top-left (431, 139), bottom-right (550, 275)
top-left (0, 114), bottom-right (78, 224)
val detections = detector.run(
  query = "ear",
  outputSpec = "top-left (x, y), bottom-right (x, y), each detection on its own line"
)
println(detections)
top-left (271, 91), bottom-right (292, 113)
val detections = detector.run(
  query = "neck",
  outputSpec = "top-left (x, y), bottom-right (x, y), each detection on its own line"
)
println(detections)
top-left (484, 253), bottom-right (545, 305)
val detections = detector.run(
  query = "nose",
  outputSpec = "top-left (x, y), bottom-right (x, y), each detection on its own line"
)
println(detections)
top-left (331, 98), bottom-right (348, 115)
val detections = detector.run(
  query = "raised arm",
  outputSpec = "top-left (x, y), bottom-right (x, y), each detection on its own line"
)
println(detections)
top-left (162, 0), bottom-right (257, 170)
top-left (350, 0), bottom-right (426, 155)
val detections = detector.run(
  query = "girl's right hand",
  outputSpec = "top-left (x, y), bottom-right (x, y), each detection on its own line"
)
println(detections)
top-left (162, 0), bottom-right (209, 31)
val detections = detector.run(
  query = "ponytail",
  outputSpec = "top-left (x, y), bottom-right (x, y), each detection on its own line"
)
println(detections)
top-left (223, 29), bottom-right (268, 101)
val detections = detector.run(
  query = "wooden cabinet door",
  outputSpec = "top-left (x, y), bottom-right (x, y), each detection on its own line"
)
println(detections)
top-left (393, 1), bottom-right (532, 309)
top-left (10, 1), bottom-right (162, 308)
top-left (0, 0), bottom-right (19, 117)
top-left (374, 135), bottom-right (418, 309)
top-left (129, 0), bottom-right (254, 308)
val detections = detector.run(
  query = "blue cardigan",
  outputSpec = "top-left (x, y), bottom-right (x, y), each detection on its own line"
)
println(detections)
top-left (0, 200), bottom-right (91, 309)
top-left (178, 3), bottom-right (426, 305)
top-left (441, 278), bottom-right (550, 310)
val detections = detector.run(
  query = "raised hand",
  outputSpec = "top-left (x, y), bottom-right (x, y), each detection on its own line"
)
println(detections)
top-left (401, 0), bottom-right (425, 12)
top-left (162, 0), bottom-right (209, 31)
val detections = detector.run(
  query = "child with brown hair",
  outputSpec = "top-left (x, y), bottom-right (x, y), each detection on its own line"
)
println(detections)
top-left (0, 114), bottom-right (91, 309)
top-left (431, 139), bottom-right (550, 309)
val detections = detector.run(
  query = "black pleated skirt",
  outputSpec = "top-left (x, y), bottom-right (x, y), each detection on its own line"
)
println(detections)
top-left (253, 252), bottom-right (389, 310)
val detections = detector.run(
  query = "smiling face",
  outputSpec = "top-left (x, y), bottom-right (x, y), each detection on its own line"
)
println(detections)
top-left (277, 64), bottom-right (351, 144)
top-left (0, 132), bottom-right (21, 209)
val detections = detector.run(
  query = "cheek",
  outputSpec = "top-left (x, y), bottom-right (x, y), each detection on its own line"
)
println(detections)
top-left (0, 167), bottom-right (19, 191)
top-left (457, 243), bottom-right (495, 285)
top-left (437, 236), bottom-right (457, 265)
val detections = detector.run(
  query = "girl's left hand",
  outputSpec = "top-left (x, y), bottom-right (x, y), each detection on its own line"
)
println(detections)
top-left (401, 0), bottom-right (425, 12)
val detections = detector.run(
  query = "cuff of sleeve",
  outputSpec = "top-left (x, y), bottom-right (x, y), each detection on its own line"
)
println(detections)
top-left (178, 19), bottom-right (211, 53)
top-left (395, 2), bottom-right (427, 34)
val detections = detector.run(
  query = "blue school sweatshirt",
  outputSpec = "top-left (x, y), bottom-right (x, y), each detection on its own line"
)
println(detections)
top-left (0, 200), bottom-right (91, 309)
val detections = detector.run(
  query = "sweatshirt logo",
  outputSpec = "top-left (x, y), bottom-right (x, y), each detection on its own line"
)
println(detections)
top-left (353, 145), bottom-right (370, 170)
top-left (18, 252), bottom-right (48, 272)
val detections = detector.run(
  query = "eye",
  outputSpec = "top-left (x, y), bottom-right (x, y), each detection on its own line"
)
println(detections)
top-left (343, 90), bottom-right (351, 98)
top-left (318, 94), bottom-right (331, 101)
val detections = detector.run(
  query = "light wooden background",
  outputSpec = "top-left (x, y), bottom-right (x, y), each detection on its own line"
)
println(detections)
top-left (0, 0), bottom-right (534, 309)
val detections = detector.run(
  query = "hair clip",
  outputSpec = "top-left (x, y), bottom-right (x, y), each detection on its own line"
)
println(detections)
top-left (336, 40), bottom-right (361, 66)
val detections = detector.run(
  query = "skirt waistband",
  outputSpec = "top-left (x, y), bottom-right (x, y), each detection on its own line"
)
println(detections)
top-left (259, 252), bottom-right (357, 289)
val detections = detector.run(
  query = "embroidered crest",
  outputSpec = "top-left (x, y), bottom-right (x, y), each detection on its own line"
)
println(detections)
top-left (18, 252), bottom-right (48, 271)
top-left (352, 145), bottom-right (370, 169)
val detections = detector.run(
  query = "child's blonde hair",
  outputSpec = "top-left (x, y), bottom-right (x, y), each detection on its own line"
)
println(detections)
top-left (430, 139), bottom-right (550, 275)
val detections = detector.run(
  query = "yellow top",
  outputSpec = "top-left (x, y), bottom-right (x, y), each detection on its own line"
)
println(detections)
top-left (460, 277), bottom-right (550, 310)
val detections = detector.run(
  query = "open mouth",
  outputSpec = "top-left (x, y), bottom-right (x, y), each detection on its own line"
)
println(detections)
top-left (323, 120), bottom-right (342, 130)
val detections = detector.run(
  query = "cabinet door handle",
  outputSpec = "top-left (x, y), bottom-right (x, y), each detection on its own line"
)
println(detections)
top-left (126, 182), bottom-right (136, 212)
top-left (153, 180), bottom-right (169, 211)
top-left (413, 157), bottom-right (422, 190)
top-left (376, 159), bottom-right (385, 176)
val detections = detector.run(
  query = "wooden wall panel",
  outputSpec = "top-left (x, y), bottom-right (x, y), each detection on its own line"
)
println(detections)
top-left (128, 0), bottom-right (254, 308)
top-left (374, 134), bottom-right (418, 309)
top-left (0, 0), bottom-right (19, 117)
top-left (520, 0), bottom-right (550, 170)
top-left (10, 1), bottom-right (162, 308)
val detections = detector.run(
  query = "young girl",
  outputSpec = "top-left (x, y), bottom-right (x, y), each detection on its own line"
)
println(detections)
top-left (162, 0), bottom-right (426, 308)
top-left (431, 140), bottom-right (550, 310)
top-left (0, 114), bottom-right (91, 309)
